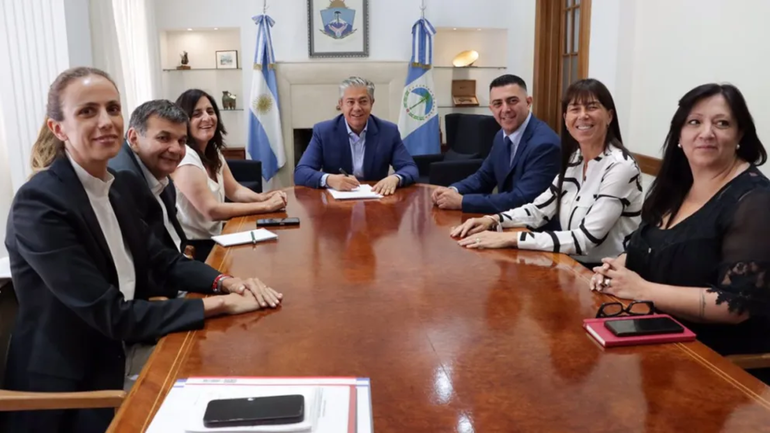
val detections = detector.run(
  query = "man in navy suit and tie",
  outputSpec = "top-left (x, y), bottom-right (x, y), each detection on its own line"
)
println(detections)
top-left (432, 74), bottom-right (560, 214)
top-left (294, 76), bottom-right (419, 196)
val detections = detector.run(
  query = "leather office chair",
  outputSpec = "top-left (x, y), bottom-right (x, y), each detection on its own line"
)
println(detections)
top-left (0, 281), bottom-right (126, 412)
top-left (413, 113), bottom-right (500, 186)
top-left (226, 159), bottom-right (263, 193)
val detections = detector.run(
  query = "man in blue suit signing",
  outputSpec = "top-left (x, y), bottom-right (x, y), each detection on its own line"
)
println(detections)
top-left (431, 74), bottom-right (560, 214)
top-left (294, 76), bottom-right (418, 196)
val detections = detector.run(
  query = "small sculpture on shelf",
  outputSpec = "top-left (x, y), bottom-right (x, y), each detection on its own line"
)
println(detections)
top-left (222, 91), bottom-right (237, 110)
top-left (177, 51), bottom-right (190, 70)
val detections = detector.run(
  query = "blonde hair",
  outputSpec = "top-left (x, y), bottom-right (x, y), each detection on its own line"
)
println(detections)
top-left (30, 67), bottom-right (118, 172)
top-left (30, 118), bottom-right (64, 173)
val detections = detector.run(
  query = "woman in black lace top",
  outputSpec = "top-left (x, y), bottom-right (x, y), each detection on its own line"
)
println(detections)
top-left (590, 83), bottom-right (770, 384)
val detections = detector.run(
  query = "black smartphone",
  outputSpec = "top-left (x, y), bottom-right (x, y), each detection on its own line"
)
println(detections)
top-left (604, 317), bottom-right (684, 337)
top-left (203, 394), bottom-right (304, 428)
top-left (257, 217), bottom-right (301, 227)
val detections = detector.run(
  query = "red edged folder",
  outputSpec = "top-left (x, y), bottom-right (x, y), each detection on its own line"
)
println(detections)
top-left (583, 314), bottom-right (697, 347)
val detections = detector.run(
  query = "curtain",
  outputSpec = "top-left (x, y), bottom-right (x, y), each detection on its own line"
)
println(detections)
top-left (90, 0), bottom-right (161, 121)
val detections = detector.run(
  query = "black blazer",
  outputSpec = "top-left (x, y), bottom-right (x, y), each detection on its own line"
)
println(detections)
top-left (3, 156), bottom-right (220, 432)
top-left (108, 141), bottom-right (188, 250)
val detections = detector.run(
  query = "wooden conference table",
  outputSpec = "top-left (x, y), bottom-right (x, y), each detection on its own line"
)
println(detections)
top-left (109, 185), bottom-right (770, 432)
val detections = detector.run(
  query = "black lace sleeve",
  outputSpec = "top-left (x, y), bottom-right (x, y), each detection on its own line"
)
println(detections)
top-left (709, 188), bottom-right (770, 316)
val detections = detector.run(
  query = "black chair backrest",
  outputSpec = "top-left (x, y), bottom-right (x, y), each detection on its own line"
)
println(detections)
top-left (226, 159), bottom-right (263, 193)
top-left (445, 113), bottom-right (500, 158)
top-left (0, 281), bottom-right (17, 389)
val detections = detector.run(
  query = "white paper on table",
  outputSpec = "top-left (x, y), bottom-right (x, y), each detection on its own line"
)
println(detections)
top-left (211, 228), bottom-right (277, 247)
top-left (356, 383), bottom-right (373, 433)
top-left (184, 386), bottom-right (319, 433)
top-left (0, 256), bottom-right (10, 280)
top-left (147, 379), bottom-right (361, 433)
top-left (327, 184), bottom-right (383, 200)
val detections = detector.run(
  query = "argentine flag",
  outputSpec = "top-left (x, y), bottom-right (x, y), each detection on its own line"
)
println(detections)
top-left (398, 18), bottom-right (440, 155)
top-left (247, 15), bottom-right (285, 181)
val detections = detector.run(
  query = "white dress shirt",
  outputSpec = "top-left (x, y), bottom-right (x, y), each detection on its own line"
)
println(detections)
top-left (320, 118), bottom-right (401, 187)
top-left (505, 112), bottom-right (532, 166)
top-left (67, 152), bottom-right (136, 300)
top-left (493, 145), bottom-right (643, 264)
top-left (136, 157), bottom-right (183, 252)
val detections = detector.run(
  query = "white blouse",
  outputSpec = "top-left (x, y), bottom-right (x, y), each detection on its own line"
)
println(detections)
top-left (494, 145), bottom-right (643, 264)
top-left (67, 153), bottom-right (136, 300)
top-left (175, 145), bottom-right (226, 240)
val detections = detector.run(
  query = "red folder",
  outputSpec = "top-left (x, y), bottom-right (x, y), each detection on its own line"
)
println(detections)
top-left (583, 314), bottom-right (697, 347)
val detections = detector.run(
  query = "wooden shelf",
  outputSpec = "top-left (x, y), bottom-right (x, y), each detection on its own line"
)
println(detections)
top-left (434, 66), bottom-right (506, 70)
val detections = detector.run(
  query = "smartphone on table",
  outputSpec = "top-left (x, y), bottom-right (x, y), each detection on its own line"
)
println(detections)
top-left (256, 217), bottom-right (300, 227)
top-left (203, 394), bottom-right (305, 428)
top-left (604, 316), bottom-right (684, 337)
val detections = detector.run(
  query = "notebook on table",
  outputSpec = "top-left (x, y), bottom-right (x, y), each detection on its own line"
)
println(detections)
top-left (327, 185), bottom-right (383, 200)
top-left (583, 314), bottom-right (696, 348)
top-left (211, 228), bottom-right (278, 247)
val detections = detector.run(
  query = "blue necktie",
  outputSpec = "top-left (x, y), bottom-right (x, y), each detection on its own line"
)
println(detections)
top-left (505, 136), bottom-right (516, 167)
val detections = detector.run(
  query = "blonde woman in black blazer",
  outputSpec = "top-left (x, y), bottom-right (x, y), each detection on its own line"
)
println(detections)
top-left (3, 67), bottom-right (282, 433)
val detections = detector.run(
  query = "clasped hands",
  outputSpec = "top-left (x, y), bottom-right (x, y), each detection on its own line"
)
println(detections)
top-left (258, 190), bottom-right (288, 212)
top-left (449, 216), bottom-right (518, 249)
top-left (326, 174), bottom-right (400, 196)
top-left (431, 187), bottom-right (463, 210)
top-left (219, 276), bottom-right (283, 314)
top-left (589, 256), bottom-right (647, 300)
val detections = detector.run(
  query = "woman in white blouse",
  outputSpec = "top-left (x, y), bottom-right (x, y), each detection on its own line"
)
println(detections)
top-left (171, 89), bottom-right (288, 259)
top-left (451, 78), bottom-right (643, 266)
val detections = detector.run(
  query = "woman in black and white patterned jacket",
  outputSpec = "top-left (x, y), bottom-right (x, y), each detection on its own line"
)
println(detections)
top-left (451, 79), bottom-right (642, 267)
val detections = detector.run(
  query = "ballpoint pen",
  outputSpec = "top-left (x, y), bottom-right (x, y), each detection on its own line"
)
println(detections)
top-left (338, 168), bottom-right (350, 176)
top-left (251, 230), bottom-right (257, 245)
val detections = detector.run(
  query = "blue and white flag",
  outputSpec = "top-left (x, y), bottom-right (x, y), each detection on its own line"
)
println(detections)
top-left (397, 18), bottom-right (440, 155)
top-left (247, 15), bottom-right (285, 181)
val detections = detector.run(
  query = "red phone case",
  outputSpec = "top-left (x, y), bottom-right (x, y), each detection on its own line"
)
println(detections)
top-left (583, 314), bottom-right (696, 348)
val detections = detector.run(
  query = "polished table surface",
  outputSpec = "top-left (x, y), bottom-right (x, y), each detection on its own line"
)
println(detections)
top-left (109, 185), bottom-right (770, 433)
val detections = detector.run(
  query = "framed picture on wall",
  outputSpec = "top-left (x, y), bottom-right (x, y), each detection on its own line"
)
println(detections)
top-left (215, 50), bottom-right (239, 69)
top-left (307, 0), bottom-right (369, 58)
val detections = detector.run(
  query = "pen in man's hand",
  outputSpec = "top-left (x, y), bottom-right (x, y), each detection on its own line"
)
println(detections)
top-left (251, 230), bottom-right (257, 245)
top-left (339, 168), bottom-right (350, 177)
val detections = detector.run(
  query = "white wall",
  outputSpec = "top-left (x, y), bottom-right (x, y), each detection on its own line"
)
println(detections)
top-left (64, 0), bottom-right (93, 66)
top-left (590, 0), bottom-right (770, 178)
top-left (153, 0), bottom-right (536, 159)
top-left (161, 29), bottom-right (242, 70)
top-left (433, 28), bottom-right (508, 68)
top-left (153, 0), bottom-right (532, 71)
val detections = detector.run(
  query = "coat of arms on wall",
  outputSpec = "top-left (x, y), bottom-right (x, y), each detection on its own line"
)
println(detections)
top-left (308, 0), bottom-right (369, 58)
